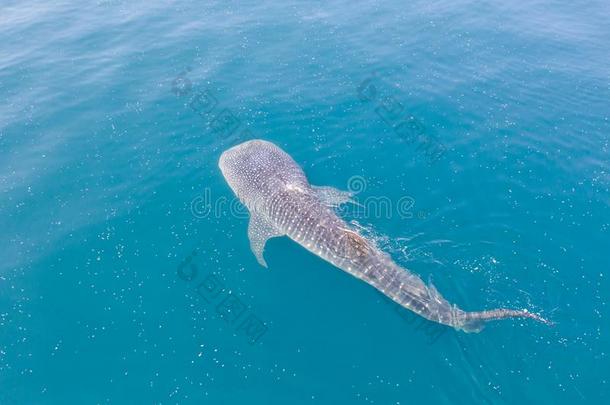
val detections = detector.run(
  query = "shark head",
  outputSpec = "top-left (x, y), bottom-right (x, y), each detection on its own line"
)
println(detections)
top-left (219, 140), bottom-right (275, 202)
top-left (219, 139), bottom-right (308, 210)
top-left (218, 139), bottom-right (272, 179)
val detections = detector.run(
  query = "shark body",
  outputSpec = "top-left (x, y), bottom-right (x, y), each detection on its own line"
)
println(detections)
top-left (219, 139), bottom-right (549, 332)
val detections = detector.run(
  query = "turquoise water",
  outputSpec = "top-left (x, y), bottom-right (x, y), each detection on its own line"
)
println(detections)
top-left (1, 0), bottom-right (609, 403)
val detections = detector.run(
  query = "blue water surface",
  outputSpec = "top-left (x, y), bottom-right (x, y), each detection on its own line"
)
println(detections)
top-left (1, 0), bottom-right (609, 403)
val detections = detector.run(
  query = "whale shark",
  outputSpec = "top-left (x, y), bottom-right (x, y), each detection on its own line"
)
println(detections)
top-left (219, 139), bottom-right (550, 332)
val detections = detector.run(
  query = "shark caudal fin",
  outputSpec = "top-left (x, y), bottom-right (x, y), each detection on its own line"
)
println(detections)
top-left (457, 308), bottom-right (553, 333)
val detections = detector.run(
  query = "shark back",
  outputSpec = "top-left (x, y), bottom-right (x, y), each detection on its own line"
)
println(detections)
top-left (219, 139), bottom-right (344, 267)
top-left (218, 140), bottom-right (552, 332)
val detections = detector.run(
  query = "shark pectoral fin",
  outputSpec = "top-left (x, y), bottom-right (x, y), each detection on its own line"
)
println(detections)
top-left (247, 213), bottom-right (284, 268)
top-left (312, 185), bottom-right (361, 208)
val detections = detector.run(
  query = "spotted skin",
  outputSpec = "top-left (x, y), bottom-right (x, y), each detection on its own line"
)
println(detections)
top-left (219, 140), bottom-right (551, 332)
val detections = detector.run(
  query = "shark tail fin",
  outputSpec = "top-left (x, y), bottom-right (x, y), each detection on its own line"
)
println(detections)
top-left (457, 308), bottom-right (554, 333)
